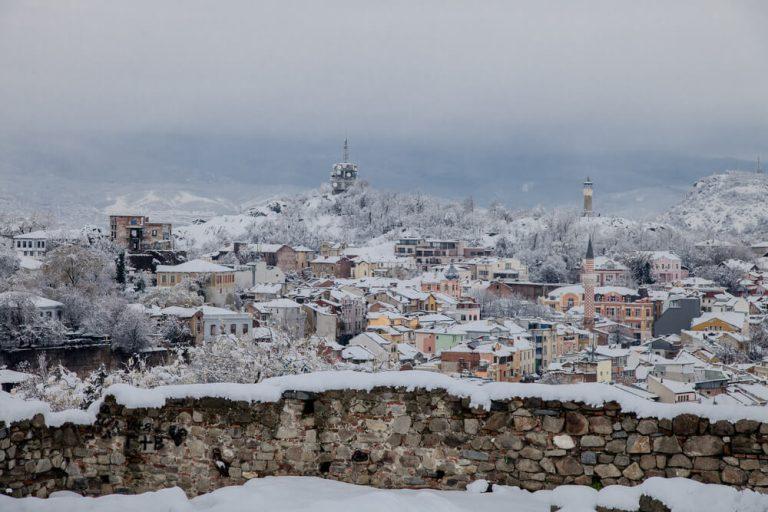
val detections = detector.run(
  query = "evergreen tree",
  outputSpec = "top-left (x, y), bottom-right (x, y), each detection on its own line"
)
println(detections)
top-left (115, 251), bottom-right (126, 285)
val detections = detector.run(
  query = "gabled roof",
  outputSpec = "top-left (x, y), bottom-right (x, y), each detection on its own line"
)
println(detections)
top-left (593, 256), bottom-right (628, 271)
top-left (156, 259), bottom-right (232, 273)
top-left (691, 311), bottom-right (746, 330)
top-left (341, 345), bottom-right (375, 361)
top-left (0, 291), bottom-right (63, 309)
top-left (158, 306), bottom-right (201, 318)
top-left (255, 298), bottom-right (302, 309)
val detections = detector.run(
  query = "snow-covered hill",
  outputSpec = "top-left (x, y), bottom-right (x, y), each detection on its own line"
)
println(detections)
top-left (103, 190), bottom-right (244, 225)
top-left (661, 171), bottom-right (768, 240)
top-left (173, 182), bottom-right (686, 279)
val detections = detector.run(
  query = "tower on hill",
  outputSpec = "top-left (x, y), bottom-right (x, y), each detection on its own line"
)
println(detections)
top-left (582, 177), bottom-right (594, 217)
top-left (330, 139), bottom-right (358, 194)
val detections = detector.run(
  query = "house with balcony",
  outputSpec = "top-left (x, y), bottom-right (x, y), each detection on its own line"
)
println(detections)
top-left (109, 215), bottom-right (172, 252)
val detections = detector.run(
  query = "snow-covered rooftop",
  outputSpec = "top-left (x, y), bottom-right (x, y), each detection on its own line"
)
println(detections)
top-left (0, 291), bottom-right (63, 309)
top-left (156, 259), bottom-right (233, 273)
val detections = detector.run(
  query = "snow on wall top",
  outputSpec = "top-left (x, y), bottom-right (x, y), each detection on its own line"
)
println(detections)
top-left (4, 370), bottom-right (768, 428)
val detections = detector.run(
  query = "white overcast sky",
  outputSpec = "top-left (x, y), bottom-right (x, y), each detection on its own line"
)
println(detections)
top-left (1, 0), bottom-right (766, 156)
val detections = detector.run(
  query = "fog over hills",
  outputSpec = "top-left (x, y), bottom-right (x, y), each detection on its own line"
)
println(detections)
top-left (0, 133), bottom-right (758, 226)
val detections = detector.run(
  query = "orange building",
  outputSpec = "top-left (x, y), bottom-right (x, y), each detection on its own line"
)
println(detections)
top-left (541, 284), bottom-right (654, 341)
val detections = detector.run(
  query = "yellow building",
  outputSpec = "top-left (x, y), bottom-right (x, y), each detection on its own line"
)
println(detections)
top-left (508, 339), bottom-right (536, 380)
top-left (690, 312), bottom-right (748, 335)
top-left (366, 311), bottom-right (418, 330)
top-left (156, 259), bottom-right (236, 307)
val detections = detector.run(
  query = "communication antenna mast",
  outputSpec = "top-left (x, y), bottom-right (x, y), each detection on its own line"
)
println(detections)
top-left (343, 138), bottom-right (350, 163)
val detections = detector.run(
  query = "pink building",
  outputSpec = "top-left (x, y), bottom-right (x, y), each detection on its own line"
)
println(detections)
top-left (647, 251), bottom-right (685, 284)
top-left (414, 329), bottom-right (437, 355)
top-left (591, 256), bottom-right (631, 286)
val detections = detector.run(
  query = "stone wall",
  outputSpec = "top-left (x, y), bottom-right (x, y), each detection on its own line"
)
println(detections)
top-left (0, 345), bottom-right (173, 377)
top-left (3, 386), bottom-right (768, 498)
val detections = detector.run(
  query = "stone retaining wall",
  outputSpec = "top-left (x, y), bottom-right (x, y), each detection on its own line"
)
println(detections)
top-left (2, 387), bottom-right (768, 498)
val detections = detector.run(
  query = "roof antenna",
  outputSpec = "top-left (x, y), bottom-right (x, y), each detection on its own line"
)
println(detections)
top-left (343, 137), bottom-right (350, 163)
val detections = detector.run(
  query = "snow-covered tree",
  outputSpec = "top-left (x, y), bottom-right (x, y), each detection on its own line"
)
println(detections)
top-left (159, 316), bottom-right (193, 345)
top-left (473, 290), bottom-right (555, 319)
top-left (183, 332), bottom-right (332, 383)
top-left (14, 361), bottom-right (86, 411)
top-left (42, 244), bottom-right (115, 297)
top-left (0, 247), bottom-right (20, 281)
top-left (110, 306), bottom-right (153, 354)
top-left (139, 282), bottom-right (203, 308)
top-left (622, 253), bottom-right (655, 286)
top-left (0, 293), bottom-right (66, 348)
top-left (694, 265), bottom-right (744, 294)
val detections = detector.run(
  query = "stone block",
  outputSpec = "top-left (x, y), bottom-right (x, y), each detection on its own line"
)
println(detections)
top-left (594, 464), bottom-right (621, 478)
top-left (672, 414), bottom-right (699, 436)
top-left (555, 456), bottom-right (583, 476)
top-left (553, 434), bottom-right (575, 450)
top-left (636, 419), bottom-right (658, 435)
top-left (588, 416), bottom-right (613, 435)
top-left (622, 462), bottom-right (643, 481)
top-left (683, 436), bottom-right (724, 457)
top-left (580, 435), bottom-right (605, 448)
top-left (564, 412), bottom-right (589, 436)
top-left (653, 436), bottom-right (682, 454)
top-left (627, 434), bottom-right (651, 454)
top-left (542, 416), bottom-right (564, 433)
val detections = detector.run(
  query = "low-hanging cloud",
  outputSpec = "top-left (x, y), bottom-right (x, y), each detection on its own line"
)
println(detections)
top-left (0, 0), bottom-right (766, 213)
top-left (1, 0), bottom-right (766, 151)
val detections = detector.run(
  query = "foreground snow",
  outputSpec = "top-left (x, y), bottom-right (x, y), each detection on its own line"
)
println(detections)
top-left (2, 476), bottom-right (768, 512)
top-left (6, 370), bottom-right (768, 428)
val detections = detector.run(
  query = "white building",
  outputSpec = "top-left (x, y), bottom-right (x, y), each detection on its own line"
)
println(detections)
top-left (12, 228), bottom-right (91, 260)
top-left (0, 292), bottom-right (64, 321)
top-left (251, 298), bottom-right (306, 337)
top-left (201, 306), bottom-right (252, 341)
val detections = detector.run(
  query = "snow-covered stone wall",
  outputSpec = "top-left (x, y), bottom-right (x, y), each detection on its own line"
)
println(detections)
top-left (3, 371), bottom-right (768, 498)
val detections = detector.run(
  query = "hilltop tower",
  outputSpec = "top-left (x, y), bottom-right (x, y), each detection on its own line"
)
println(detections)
top-left (330, 138), bottom-right (358, 194)
top-left (582, 237), bottom-right (596, 331)
top-left (758, 156), bottom-right (763, 174)
top-left (582, 177), bottom-right (594, 217)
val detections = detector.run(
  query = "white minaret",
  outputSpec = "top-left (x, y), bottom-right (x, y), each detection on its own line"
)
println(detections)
top-left (582, 177), bottom-right (593, 217)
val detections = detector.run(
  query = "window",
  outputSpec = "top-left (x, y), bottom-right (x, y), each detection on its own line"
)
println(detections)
top-left (230, 324), bottom-right (237, 334)
top-left (152, 229), bottom-right (158, 236)
top-left (210, 325), bottom-right (217, 335)
top-left (242, 324), bottom-right (249, 334)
